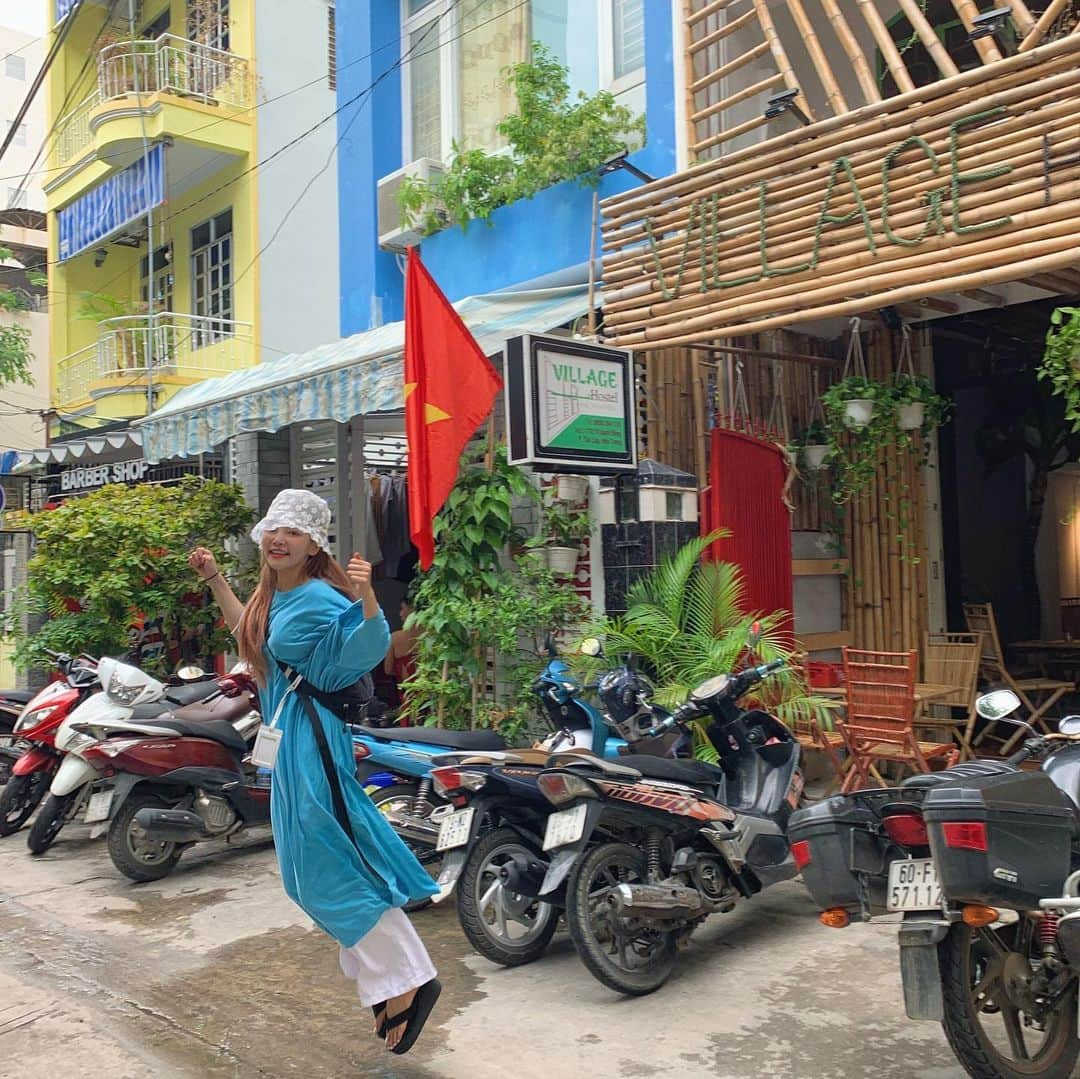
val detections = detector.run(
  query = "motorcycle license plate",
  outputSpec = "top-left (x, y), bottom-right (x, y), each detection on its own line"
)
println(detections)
top-left (543, 803), bottom-right (588, 851)
top-left (84, 789), bottom-right (113, 824)
top-left (887, 858), bottom-right (942, 912)
top-left (436, 808), bottom-right (475, 852)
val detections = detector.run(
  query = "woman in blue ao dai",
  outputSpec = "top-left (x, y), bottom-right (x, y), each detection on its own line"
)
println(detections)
top-left (189, 488), bottom-right (441, 1055)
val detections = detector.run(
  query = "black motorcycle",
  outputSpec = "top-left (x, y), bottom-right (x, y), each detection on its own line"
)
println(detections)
top-left (789, 688), bottom-right (1080, 1079)
top-left (536, 656), bottom-right (801, 996)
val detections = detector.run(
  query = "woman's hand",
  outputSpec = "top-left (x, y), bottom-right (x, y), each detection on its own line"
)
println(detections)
top-left (347, 554), bottom-right (375, 599)
top-left (188, 547), bottom-right (220, 581)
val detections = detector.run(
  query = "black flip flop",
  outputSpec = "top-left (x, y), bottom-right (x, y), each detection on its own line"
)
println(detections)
top-left (372, 1004), bottom-right (387, 1038)
top-left (385, 978), bottom-right (442, 1056)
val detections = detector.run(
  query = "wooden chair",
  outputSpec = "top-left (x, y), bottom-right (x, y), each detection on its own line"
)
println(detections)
top-left (789, 706), bottom-right (850, 793)
top-left (918, 632), bottom-right (982, 760)
top-left (839, 648), bottom-right (959, 793)
top-left (962, 602), bottom-right (1074, 752)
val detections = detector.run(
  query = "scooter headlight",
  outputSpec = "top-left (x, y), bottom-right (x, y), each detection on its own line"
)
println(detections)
top-left (14, 703), bottom-right (59, 732)
top-left (107, 669), bottom-right (144, 705)
top-left (58, 727), bottom-right (97, 754)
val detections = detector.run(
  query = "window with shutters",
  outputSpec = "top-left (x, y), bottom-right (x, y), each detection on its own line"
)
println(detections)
top-left (328, 5), bottom-right (337, 90)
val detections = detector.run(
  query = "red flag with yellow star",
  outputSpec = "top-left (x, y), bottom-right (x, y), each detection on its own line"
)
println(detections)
top-left (404, 247), bottom-right (503, 569)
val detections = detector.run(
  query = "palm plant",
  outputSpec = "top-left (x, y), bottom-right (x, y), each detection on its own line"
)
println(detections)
top-left (587, 531), bottom-right (833, 761)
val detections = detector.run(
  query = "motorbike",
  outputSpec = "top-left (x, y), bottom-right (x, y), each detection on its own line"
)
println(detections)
top-left (74, 666), bottom-right (263, 881)
top-left (0, 652), bottom-right (100, 835)
top-left (352, 640), bottom-right (629, 915)
top-left (0, 689), bottom-right (35, 775)
top-left (789, 688), bottom-right (1080, 1079)
top-left (426, 645), bottom-right (686, 970)
top-left (26, 657), bottom-right (225, 854)
top-left (532, 655), bottom-right (799, 995)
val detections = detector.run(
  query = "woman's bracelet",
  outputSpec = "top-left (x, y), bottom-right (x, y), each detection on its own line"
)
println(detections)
top-left (203, 571), bottom-right (222, 586)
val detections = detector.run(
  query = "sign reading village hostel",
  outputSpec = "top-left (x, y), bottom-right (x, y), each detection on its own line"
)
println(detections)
top-left (599, 37), bottom-right (1080, 350)
top-left (505, 334), bottom-right (636, 474)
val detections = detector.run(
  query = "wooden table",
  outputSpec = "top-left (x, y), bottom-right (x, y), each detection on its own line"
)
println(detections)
top-left (1011, 639), bottom-right (1080, 680)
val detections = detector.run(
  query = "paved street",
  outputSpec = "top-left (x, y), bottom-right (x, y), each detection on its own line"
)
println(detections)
top-left (0, 819), bottom-right (967, 1079)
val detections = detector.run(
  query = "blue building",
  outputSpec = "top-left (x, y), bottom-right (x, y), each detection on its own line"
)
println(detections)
top-left (335, 0), bottom-right (678, 332)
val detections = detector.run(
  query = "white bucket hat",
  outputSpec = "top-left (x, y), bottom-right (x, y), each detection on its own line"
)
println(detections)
top-left (250, 488), bottom-right (331, 553)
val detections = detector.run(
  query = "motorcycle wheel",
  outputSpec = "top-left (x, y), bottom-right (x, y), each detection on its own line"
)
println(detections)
top-left (27, 790), bottom-right (79, 854)
top-left (939, 920), bottom-right (1080, 1079)
top-left (0, 772), bottom-right (50, 836)
top-left (566, 841), bottom-right (678, 997)
top-left (108, 792), bottom-right (183, 882)
top-left (368, 783), bottom-right (441, 913)
top-left (456, 826), bottom-right (559, 967)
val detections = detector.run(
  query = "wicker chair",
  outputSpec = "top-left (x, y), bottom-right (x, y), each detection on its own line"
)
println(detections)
top-left (917, 632), bottom-right (983, 760)
top-left (839, 647), bottom-right (959, 793)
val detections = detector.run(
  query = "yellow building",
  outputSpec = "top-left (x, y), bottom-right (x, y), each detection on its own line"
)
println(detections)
top-left (43, 0), bottom-right (341, 434)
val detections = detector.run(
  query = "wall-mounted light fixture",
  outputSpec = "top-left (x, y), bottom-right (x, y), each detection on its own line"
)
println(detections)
top-left (597, 149), bottom-right (656, 186)
top-left (969, 6), bottom-right (1015, 51)
top-left (764, 88), bottom-right (811, 127)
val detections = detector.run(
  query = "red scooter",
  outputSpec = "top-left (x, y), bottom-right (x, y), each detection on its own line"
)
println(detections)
top-left (0, 652), bottom-right (100, 835)
top-left (81, 671), bottom-right (267, 881)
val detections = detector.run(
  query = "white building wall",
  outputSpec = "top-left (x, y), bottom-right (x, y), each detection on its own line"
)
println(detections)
top-left (254, 0), bottom-right (342, 360)
top-left (0, 22), bottom-right (46, 212)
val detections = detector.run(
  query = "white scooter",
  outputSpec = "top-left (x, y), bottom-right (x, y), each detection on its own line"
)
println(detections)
top-left (27, 658), bottom-right (226, 854)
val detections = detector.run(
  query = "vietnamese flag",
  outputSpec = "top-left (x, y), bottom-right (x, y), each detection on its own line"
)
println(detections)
top-left (404, 247), bottom-right (503, 569)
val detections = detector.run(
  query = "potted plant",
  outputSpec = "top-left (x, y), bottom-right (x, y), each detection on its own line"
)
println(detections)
top-left (526, 503), bottom-right (590, 577)
top-left (891, 374), bottom-right (950, 433)
top-left (790, 420), bottom-right (831, 472)
top-left (555, 474), bottom-right (589, 502)
top-left (822, 375), bottom-right (890, 431)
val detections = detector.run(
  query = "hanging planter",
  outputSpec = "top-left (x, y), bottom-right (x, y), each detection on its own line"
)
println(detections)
top-left (802, 444), bottom-right (831, 471)
top-left (897, 401), bottom-right (925, 430)
top-left (790, 418), bottom-right (831, 473)
top-left (555, 475), bottom-right (589, 502)
top-left (545, 546), bottom-right (581, 577)
top-left (843, 397), bottom-right (876, 429)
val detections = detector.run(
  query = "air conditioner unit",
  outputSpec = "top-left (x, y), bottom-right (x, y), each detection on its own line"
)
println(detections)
top-left (376, 158), bottom-right (446, 253)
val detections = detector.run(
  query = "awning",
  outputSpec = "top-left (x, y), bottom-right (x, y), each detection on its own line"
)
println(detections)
top-left (138, 284), bottom-right (591, 464)
top-left (10, 429), bottom-right (144, 473)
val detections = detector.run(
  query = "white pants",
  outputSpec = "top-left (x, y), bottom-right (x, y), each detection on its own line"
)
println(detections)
top-left (338, 907), bottom-right (437, 1007)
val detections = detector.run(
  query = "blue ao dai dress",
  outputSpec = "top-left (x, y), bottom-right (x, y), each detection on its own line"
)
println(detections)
top-left (261, 579), bottom-right (439, 948)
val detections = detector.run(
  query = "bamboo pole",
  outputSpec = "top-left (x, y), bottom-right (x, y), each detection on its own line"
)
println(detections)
top-left (1019, 0), bottom-right (1073, 52)
top-left (688, 0), bottom-right (738, 27)
top-left (692, 112), bottom-right (772, 154)
top-left (690, 7), bottom-right (759, 53)
top-left (820, 0), bottom-right (881, 104)
top-left (602, 67), bottom-right (1079, 245)
top-left (691, 351), bottom-right (708, 486)
top-left (682, 0), bottom-right (700, 158)
top-left (948, 0), bottom-right (1005, 64)
top-left (608, 241), bottom-right (1080, 347)
top-left (692, 72), bottom-right (785, 125)
top-left (889, 0), bottom-right (959, 80)
top-left (784, 0), bottom-right (848, 114)
top-left (751, 0), bottom-right (813, 120)
top-left (855, 0), bottom-right (915, 94)
top-left (600, 33), bottom-right (1080, 226)
top-left (691, 40), bottom-right (770, 93)
top-left (605, 191), bottom-right (1080, 334)
top-left (1008, 0), bottom-right (1038, 37)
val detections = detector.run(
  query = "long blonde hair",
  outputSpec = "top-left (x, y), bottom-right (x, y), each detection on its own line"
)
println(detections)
top-left (235, 550), bottom-right (357, 684)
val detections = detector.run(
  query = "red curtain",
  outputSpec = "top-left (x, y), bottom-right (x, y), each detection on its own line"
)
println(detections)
top-left (701, 428), bottom-right (794, 641)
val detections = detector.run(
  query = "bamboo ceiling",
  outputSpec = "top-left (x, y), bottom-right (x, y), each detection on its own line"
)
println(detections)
top-left (601, 32), bottom-right (1080, 351)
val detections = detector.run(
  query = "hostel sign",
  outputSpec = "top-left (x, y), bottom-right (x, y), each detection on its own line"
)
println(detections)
top-left (600, 37), bottom-right (1080, 349)
top-left (505, 334), bottom-right (636, 474)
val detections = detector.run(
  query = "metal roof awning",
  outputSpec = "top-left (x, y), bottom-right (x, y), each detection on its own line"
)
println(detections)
top-left (137, 284), bottom-right (591, 463)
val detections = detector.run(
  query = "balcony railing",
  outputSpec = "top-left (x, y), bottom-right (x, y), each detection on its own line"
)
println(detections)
top-left (54, 313), bottom-right (253, 412)
top-left (54, 34), bottom-right (252, 167)
top-left (99, 34), bottom-right (252, 110)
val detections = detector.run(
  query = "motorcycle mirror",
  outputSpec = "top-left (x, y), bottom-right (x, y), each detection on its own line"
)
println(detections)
top-left (747, 621), bottom-right (761, 649)
top-left (580, 637), bottom-right (602, 658)
top-left (543, 632), bottom-right (556, 659)
top-left (975, 689), bottom-right (1022, 721)
top-left (176, 665), bottom-right (207, 681)
top-left (1059, 715), bottom-right (1080, 736)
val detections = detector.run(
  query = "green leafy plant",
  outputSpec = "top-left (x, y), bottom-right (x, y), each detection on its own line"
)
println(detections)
top-left (889, 374), bottom-right (951, 461)
top-left (821, 376), bottom-right (895, 500)
top-left (4, 477), bottom-right (255, 675)
top-left (582, 531), bottom-right (834, 759)
top-left (1037, 306), bottom-right (1080, 429)
top-left (537, 502), bottom-right (591, 547)
top-left (405, 448), bottom-right (588, 735)
top-left (397, 44), bottom-right (645, 234)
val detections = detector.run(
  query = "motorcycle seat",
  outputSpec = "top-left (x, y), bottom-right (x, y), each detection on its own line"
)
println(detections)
top-left (900, 760), bottom-right (1018, 790)
top-left (0, 690), bottom-right (35, 705)
top-left (172, 694), bottom-right (254, 724)
top-left (138, 717), bottom-right (249, 757)
top-left (355, 726), bottom-right (506, 751)
top-left (628, 756), bottom-right (728, 790)
top-left (164, 681), bottom-right (221, 706)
